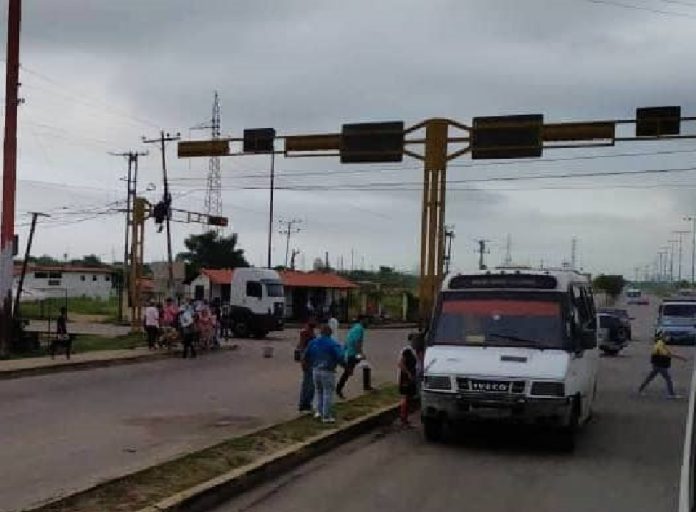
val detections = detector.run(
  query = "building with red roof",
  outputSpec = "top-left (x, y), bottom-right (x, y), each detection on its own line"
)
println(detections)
top-left (189, 268), bottom-right (358, 321)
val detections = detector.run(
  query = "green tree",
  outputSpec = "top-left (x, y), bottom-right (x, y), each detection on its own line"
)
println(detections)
top-left (592, 274), bottom-right (626, 299)
top-left (176, 231), bottom-right (249, 282)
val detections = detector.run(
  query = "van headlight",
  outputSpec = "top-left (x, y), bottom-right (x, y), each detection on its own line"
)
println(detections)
top-left (530, 381), bottom-right (565, 397)
top-left (424, 375), bottom-right (452, 391)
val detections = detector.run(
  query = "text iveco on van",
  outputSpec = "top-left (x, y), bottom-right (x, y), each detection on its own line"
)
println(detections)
top-left (421, 269), bottom-right (599, 449)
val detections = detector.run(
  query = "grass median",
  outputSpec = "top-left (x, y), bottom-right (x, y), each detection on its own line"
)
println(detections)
top-left (29, 386), bottom-right (400, 512)
top-left (1, 333), bottom-right (144, 361)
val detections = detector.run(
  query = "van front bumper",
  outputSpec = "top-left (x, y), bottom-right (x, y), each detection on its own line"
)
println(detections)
top-left (421, 389), bottom-right (571, 425)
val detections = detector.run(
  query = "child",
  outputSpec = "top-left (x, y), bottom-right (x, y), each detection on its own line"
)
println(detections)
top-left (398, 340), bottom-right (419, 426)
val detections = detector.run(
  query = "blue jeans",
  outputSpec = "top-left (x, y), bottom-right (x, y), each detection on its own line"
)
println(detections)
top-left (639, 365), bottom-right (675, 395)
top-left (313, 368), bottom-right (336, 419)
top-left (299, 368), bottom-right (315, 411)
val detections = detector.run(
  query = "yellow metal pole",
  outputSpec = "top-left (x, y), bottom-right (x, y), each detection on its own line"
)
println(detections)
top-left (130, 198), bottom-right (145, 333)
top-left (419, 119), bottom-right (448, 325)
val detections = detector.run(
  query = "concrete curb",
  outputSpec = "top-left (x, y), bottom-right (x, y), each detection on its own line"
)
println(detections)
top-left (137, 403), bottom-right (400, 512)
top-left (0, 344), bottom-right (239, 381)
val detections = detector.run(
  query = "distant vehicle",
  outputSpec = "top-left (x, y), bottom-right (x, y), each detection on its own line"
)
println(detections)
top-left (597, 313), bottom-right (629, 355)
top-left (597, 307), bottom-right (632, 340)
top-left (229, 268), bottom-right (285, 338)
top-left (421, 269), bottom-right (598, 450)
top-left (626, 288), bottom-right (648, 305)
top-left (655, 299), bottom-right (696, 345)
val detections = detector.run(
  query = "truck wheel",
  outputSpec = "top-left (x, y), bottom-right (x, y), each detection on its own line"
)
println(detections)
top-left (558, 398), bottom-right (580, 452)
top-left (233, 321), bottom-right (250, 338)
top-left (423, 417), bottom-right (444, 442)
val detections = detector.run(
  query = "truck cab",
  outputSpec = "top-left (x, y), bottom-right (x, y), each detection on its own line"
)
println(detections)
top-left (421, 269), bottom-right (599, 449)
top-left (229, 268), bottom-right (285, 338)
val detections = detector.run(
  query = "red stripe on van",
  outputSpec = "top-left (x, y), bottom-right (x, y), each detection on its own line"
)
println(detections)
top-left (442, 300), bottom-right (560, 316)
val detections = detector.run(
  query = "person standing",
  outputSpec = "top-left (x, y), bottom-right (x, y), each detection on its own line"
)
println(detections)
top-left (639, 333), bottom-right (687, 398)
top-left (144, 301), bottom-right (160, 350)
top-left (303, 324), bottom-right (344, 423)
top-left (397, 340), bottom-right (420, 427)
top-left (336, 316), bottom-right (368, 399)
top-left (297, 320), bottom-right (317, 412)
top-left (328, 315), bottom-right (340, 343)
top-left (51, 306), bottom-right (71, 359)
top-left (179, 303), bottom-right (197, 359)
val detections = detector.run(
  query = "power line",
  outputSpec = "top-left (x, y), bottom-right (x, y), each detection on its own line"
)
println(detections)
top-left (578, 0), bottom-right (696, 18)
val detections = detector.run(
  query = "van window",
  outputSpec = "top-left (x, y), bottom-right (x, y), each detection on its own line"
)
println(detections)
top-left (430, 291), bottom-right (568, 349)
top-left (246, 281), bottom-right (263, 299)
top-left (262, 280), bottom-right (284, 297)
top-left (663, 304), bottom-right (696, 317)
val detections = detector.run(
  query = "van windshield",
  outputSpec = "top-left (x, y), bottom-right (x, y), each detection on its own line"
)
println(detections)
top-left (662, 304), bottom-right (696, 317)
top-left (430, 291), bottom-right (567, 349)
top-left (262, 280), bottom-right (284, 297)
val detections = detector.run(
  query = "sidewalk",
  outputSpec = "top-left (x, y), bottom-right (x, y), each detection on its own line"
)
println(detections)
top-left (0, 346), bottom-right (172, 380)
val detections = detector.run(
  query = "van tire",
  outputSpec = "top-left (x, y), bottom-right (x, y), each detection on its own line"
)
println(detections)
top-left (558, 397), bottom-right (580, 452)
top-left (423, 417), bottom-right (444, 442)
top-left (253, 329), bottom-right (268, 339)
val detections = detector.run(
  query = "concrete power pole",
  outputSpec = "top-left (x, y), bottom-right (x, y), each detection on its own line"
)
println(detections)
top-left (0, 0), bottom-right (21, 354)
top-left (476, 239), bottom-right (490, 271)
top-left (673, 230), bottom-right (690, 283)
top-left (684, 215), bottom-right (696, 285)
top-left (504, 234), bottom-right (512, 266)
top-left (278, 218), bottom-right (301, 268)
top-left (571, 236), bottom-right (578, 270)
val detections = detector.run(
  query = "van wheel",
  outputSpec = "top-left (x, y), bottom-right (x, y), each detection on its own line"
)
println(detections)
top-left (233, 321), bottom-right (250, 338)
top-left (558, 398), bottom-right (580, 452)
top-left (423, 417), bottom-right (444, 442)
top-left (253, 330), bottom-right (268, 339)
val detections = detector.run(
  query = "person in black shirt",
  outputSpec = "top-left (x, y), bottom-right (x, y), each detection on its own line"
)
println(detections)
top-left (398, 341), bottom-right (419, 426)
top-left (51, 307), bottom-right (71, 359)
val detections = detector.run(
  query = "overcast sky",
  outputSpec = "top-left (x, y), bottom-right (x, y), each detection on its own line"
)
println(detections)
top-left (3, 0), bottom-right (696, 278)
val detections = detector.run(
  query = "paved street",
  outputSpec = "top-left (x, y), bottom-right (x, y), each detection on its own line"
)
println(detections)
top-left (0, 327), bottom-right (406, 512)
top-left (213, 300), bottom-right (694, 512)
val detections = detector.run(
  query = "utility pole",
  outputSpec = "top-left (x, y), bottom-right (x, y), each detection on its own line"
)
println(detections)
top-left (668, 240), bottom-right (679, 282)
top-left (267, 151), bottom-right (276, 268)
top-left (673, 230), bottom-right (689, 282)
top-left (684, 216), bottom-right (696, 285)
top-left (503, 234), bottom-right (512, 266)
top-left (476, 239), bottom-right (491, 271)
top-left (570, 236), bottom-right (578, 269)
top-left (290, 248), bottom-right (300, 270)
top-left (279, 218), bottom-right (302, 268)
top-left (143, 131), bottom-right (180, 298)
top-left (111, 150), bottom-right (147, 322)
top-left (14, 212), bottom-right (48, 317)
top-left (659, 248), bottom-right (669, 282)
top-left (0, 0), bottom-right (21, 354)
top-left (443, 226), bottom-right (455, 274)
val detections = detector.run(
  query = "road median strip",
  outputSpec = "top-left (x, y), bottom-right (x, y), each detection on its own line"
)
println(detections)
top-left (26, 386), bottom-right (400, 512)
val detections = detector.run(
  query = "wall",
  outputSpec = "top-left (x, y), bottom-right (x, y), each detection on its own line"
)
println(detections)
top-left (16, 270), bottom-right (113, 299)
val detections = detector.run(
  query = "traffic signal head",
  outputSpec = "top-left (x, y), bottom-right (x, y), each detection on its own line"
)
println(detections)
top-left (207, 216), bottom-right (229, 227)
top-left (243, 128), bottom-right (276, 153)
top-left (340, 121), bottom-right (404, 163)
top-left (471, 114), bottom-right (543, 159)
top-left (636, 106), bottom-right (681, 137)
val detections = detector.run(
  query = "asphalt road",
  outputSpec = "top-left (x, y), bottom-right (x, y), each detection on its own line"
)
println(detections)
top-left (214, 299), bottom-right (694, 512)
top-left (0, 327), bottom-right (407, 512)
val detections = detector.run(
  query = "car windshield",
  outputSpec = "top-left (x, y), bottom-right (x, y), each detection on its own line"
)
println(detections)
top-left (262, 280), bottom-right (284, 297)
top-left (662, 304), bottom-right (696, 318)
top-left (430, 291), bottom-right (567, 349)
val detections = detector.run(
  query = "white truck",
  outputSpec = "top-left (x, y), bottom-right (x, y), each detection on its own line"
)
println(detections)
top-left (421, 269), bottom-right (599, 449)
top-left (228, 268), bottom-right (285, 338)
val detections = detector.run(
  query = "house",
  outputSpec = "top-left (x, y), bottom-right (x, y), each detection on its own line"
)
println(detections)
top-left (13, 264), bottom-right (115, 300)
top-left (189, 268), bottom-right (359, 321)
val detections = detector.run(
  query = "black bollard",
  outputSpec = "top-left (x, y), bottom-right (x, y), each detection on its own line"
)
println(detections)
top-left (362, 363), bottom-right (373, 391)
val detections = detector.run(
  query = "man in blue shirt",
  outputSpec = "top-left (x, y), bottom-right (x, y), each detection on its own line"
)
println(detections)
top-left (336, 316), bottom-right (368, 399)
top-left (303, 324), bottom-right (344, 423)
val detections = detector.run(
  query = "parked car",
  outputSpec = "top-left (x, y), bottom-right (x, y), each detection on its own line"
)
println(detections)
top-left (598, 307), bottom-right (632, 340)
top-left (598, 313), bottom-right (629, 355)
top-left (655, 299), bottom-right (696, 345)
top-left (626, 288), bottom-right (649, 305)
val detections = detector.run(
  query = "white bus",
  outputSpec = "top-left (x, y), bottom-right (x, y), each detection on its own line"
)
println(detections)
top-left (421, 269), bottom-right (599, 449)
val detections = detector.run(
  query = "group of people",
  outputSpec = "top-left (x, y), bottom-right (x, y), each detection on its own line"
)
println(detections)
top-left (297, 316), bottom-right (424, 426)
top-left (143, 298), bottom-right (231, 358)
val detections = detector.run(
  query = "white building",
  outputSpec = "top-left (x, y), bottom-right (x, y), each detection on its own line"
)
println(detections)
top-left (13, 265), bottom-right (115, 300)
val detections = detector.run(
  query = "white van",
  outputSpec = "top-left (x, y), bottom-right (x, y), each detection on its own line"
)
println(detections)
top-left (421, 269), bottom-right (599, 449)
top-left (228, 268), bottom-right (285, 338)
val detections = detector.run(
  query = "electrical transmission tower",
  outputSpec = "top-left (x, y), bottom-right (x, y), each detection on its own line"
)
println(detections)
top-left (476, 239), bottom-right (491, 271)
top-left (192, 92), bottom-right (223, 228)
top-left (504, 234), bottom-right (513, 266)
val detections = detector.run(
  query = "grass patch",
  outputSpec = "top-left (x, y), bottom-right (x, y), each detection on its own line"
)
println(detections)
top-left (20, 297), bottom-right (118, 320)
top-left (28, 386), bottom-right (399, 512)
top-left (0, 333), bottom-right (144, 360)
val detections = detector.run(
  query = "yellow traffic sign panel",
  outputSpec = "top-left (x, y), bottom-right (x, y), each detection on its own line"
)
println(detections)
top-left (177, 140), bottom-right (229, 158)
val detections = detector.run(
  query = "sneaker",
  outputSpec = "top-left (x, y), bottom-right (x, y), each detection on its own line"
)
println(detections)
top-left (668, 394), bottom-right (683, 399)
top-left (322, 417), bottom-right (336, 424)
top-left (298, 408), bottom-right (312, 414)
top-left (314, 411), bottom-right (322, 419)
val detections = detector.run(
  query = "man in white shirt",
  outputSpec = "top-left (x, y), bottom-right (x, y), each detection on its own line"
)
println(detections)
top-left (179, 303), bottom-right (197, 359)
top-left (144, 301), bottom-right (160, 350)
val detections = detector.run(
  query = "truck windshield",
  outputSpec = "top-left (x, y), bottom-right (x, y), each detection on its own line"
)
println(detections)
top-left (262, 280), bottom-right (284, 297)
top-left (662, 304), bottom-right (696, 317)
top-left (430, 291), bottom-right (567, 349)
